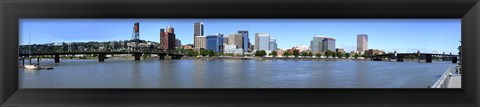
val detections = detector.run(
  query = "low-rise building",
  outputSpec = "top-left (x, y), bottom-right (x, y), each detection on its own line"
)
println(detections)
top-left (365, 49), bottom-right (385, 56)
top-left (224, 45), bottom-right (244, 55)
top-left (336, 48), bottom-right (345, 53)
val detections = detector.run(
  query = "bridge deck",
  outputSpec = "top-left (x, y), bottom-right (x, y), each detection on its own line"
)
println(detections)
top-left (19, 51), bottom-right (183, 56)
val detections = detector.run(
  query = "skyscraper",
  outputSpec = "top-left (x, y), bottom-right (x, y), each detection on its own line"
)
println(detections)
top-left (256, 33), bottom-right (270, 51)
top-left (269, 38), bottom-right (277, 51)
top-left (357, 34), bottom-right (368, 54)
top-left (160, 26), bottom-right (176, 50)
top-left (175, 38), bottom-right (181, 48)
top-left (166, 25), bottom-right (174, 33)
top-left (323, 38), bottom-right (336, 52)
top-left (228, 33), bottom-right (243, 49)
top-left (255, 33), bottom-right (269, 50)
top-left (206, 33), bottom-right (224, 53)
top-left (195, 36), bottom-right (207, 49)
top-left (223, 36), bottom-right (229, 46)
top-left (132, 22), bottom-right (140, 40)
top-left (310, 35), bottom-right (326, 53)
top-left (194, 22), bottom-right (204, 48)
top-left (238, 30), bottom-right (249, 52)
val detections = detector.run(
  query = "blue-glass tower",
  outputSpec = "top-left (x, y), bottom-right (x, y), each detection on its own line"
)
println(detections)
top-left (206, 33), bottom-right (224, 53)
top-left (238, 30), bottom-right (249, 52)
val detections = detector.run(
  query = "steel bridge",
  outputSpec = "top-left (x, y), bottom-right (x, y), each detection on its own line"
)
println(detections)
top-left (19, 51), bottom-right (184, 63)
top-left (370, 52), bottom-right (459, 63)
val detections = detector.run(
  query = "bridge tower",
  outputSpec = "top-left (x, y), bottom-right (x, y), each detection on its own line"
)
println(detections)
top-left (132, 22), bottom-right (140, 40)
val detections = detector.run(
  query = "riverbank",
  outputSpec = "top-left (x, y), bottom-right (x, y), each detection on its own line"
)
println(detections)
top-left (179, 56), bottom-right (370, 61)
top-left (20, 56), bottom-right (448, 62)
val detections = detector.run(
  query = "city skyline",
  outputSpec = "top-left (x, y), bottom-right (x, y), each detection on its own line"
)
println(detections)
top-left (19, 19), bottom-right (461, 54)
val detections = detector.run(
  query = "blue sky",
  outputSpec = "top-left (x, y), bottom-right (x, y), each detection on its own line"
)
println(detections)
top-left (20, 19), bottom-right (461, 54)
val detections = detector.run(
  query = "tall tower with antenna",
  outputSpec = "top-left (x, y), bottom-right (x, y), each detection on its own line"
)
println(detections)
top-left (132, 22), bottom-right (140, 40)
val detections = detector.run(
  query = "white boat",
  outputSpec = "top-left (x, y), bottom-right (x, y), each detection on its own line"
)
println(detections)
top-left (22, 33), bottom-right (54, 70)
top-left (24, 64), bottom-right (41, 70)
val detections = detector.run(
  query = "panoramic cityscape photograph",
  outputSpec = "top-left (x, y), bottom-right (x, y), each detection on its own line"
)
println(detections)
top-left (18, 19), bottom-right (461, 88)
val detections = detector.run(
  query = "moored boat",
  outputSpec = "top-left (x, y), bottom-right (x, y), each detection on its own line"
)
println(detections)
top-left (24, 64), bottom-right (41, 70)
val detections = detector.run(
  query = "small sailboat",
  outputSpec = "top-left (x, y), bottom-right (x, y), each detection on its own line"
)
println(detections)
top-left (24, 64), bottom-right (41, 70)
top-left (23, 33), bottom-right (46, 70)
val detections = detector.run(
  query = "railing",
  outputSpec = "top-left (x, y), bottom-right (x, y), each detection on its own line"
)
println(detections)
top-left (431, 65), bottom-right (460, 88)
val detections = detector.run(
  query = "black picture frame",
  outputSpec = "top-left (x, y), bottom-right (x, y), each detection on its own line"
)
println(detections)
top-left (1, 0), bottom-right (479, 107)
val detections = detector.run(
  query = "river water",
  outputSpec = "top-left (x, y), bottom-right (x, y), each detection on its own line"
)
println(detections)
top-left (19, 59), bottom-right (457, 88)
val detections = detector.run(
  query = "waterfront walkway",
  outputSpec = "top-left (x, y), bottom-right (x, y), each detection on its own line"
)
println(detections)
top-left (431, 65), bottom-right (461, 88)
top-left (447, 75), bottom-right (461, 88)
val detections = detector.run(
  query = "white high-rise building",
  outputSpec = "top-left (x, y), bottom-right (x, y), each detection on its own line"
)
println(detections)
top-left (323, 38), bottom-right (336, 52)
top-left (256, 33), bottom-right (270, 51)
top-left (310, 35), bottom-right (326, 53)
top-left (357, 34), bottom-right (368, 54)
top-left (269, 38), bottom-right (277, 51)
top-left (194, 36), bottom-right (207, 49)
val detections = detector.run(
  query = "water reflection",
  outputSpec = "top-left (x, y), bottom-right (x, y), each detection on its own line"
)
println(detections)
top-left (19, 60), bottom-right (456, 88)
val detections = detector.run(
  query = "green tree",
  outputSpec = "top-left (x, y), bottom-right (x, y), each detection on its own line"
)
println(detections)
top-left (293, 50), bottom-right (300, 58)
top-left (315, 53), bottom-right (322, 58)
top-left (324, 50), bottom-right (333, 58)
top-left (271, 51), bottom-right (277, 57)
top-left (336, 52), bottom-right (344, 58)
top-left (188, 49), bottom-right (199, 57)
top-left (332, 51), bottom-right (337, 58)
top-left (142, 54), bottom-right (151, 59)
top-left (361, 54), bottom-right (368, 58)
top-left (261, 50), bottom-right (267, 57)
top-left (344, 53), bottom-right (351, 58)
top-left (200, 48), bottom-right (208, 56)
top-left (255, 50), bottom-right (261, 57)
top-left (283, 51), bottom-right (291, 57)
top-left (354, 53), bottom-right (360, 59)
top-left (301, 51), bottom-right (309, 57)
top-left (208, 50), bottom-right (215, 57)
top-left (255, 50), bottom-right (267, 57)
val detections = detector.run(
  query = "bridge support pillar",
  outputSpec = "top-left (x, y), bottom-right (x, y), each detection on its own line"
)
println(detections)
top-left (159, 54), bottom-right (165, 60)
top-left (426, 54), bottom-right (432, 63)
top-left (134, 53), bottom-right (142, 61)
top-left (98, 54), bottom-right (106, 62)
top-left (418, 54), bottom-right (425, 62)
top-left (452, 57), bottom-right (458, 63)
top-left (396, 56), bottom-right (404, 62)
top-left (37, 57), bottom-right (40, 63)
top-left (54, 55), bottom-right (60, 63)
top-left (22, 56), bottom-right (25, 66)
